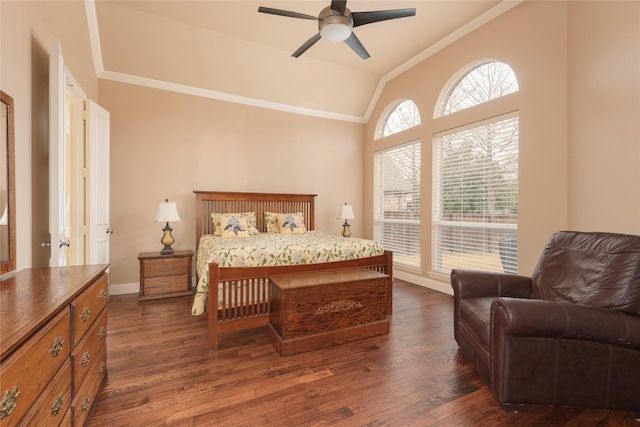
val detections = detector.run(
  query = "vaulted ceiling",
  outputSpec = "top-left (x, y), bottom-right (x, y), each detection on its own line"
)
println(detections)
top-left (90, 1), bottom-right (517, 122)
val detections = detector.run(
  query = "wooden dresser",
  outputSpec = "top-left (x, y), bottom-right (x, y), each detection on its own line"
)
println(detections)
top-left (0, 264), bottom-right (109, 427)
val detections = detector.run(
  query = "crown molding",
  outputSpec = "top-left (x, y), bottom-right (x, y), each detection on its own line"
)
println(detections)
top-left (98, 70), bottom-right (366, 123)
top-left (85, 0), bottom-right (522, 125)
top-left (85, 0), bottom-right (104, 75)
top-left (363, 0), bottom-right (524, 121)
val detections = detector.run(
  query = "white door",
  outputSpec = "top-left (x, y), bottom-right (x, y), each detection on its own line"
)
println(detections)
top-left (49, 38), bottom-right (66, 266)
top-left (86, 100), bottom-right (111, 265)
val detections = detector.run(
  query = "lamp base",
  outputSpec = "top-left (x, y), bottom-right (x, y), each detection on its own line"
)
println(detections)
top-left (341, 221), bottom-right (351, 238)
top-left (160, 246), bottom-right (175, 255)
top-left (160, 223), bottom-right (175, 255)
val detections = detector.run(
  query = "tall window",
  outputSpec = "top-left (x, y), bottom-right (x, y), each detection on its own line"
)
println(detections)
top-left (377, 99), bottom-right (421, 139)
top-left (432, 61), bottom-right (519, 275)
top-left (374, 141), bottom-right (421, 268)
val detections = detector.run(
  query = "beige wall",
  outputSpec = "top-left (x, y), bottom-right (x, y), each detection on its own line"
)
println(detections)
top-left (98, 81), bottom-right (364, 286)
top-left (1, 1), bottom-right (97, 272)
top-left (364, 1), bottom-right (639, 291)
top-left (567, 1), bottom-right (640, 232)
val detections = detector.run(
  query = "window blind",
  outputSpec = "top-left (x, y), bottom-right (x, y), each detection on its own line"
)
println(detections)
top-left (432, 114), bottom-right (518, 275)
top-left (374, 140), bottom-right (421, 268)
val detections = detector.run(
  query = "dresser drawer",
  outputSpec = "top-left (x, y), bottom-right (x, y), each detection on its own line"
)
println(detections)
top-left (142, 257), bottom-right (189, 278)
top-left (71, 310), bottom-right (107, 394)
top-left (143, 275), bottom-right (190, 297)
top-left (18, 359), bottom-right (72, 427)
top-left (0, 308), bottom-right (70, 426)
top-left (71, 273), bottom-right (108, 347)
top-left (71, 346), bottom-right (107, 427)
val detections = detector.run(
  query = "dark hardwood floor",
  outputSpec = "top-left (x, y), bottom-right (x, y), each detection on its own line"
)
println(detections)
top-left (89, 280), bottom-right (638, 426)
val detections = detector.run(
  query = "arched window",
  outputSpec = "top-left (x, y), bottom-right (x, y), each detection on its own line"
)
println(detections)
top-left (373, 99), bottom-right (422, 268)
top-left (377, 99), bottom-right (421, 139)
top-left (438, 61), bottom-right (518, 117)
top-left (432, 61), bottom-right (519, 275)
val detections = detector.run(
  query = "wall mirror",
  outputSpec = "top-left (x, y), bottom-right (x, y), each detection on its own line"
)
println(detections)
top-left (1, 90), bottom-right (16, 274)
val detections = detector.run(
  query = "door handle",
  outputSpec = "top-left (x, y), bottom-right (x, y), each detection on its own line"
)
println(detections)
top-left (41, 241), bottom-right (51, 248)
top-left (106, 228), bottom-right (113, 234)
top-left (59, 240), bottom-right (70, 248)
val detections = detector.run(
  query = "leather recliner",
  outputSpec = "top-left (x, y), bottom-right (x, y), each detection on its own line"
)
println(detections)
top-left (451, 231), bottom-right (640, 415)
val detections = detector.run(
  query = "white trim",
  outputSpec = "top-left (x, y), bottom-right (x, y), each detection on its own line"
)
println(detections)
top-left (109, 281), bottom-right (139, 296)
top-left (99, 70), bottom-right (365, 123)
top-left (84, 0), bottom-right (523, 123)
top-left (363, 0), bottom-right (524, 121)
top-left (84, 0), bottom-right (104, 75)
top-left (395, 269), bottom-right (453, 296)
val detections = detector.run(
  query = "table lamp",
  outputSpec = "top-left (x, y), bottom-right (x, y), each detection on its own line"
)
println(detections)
top-left (155, 199), bottom-right (181, 254)
top-left (336, 203), bottom-right (355, 237)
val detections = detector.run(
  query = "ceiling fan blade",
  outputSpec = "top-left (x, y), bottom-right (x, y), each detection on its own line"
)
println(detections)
top-left (344, 32), bottom-right (370, 60)
top-left (258, 6), bottom-right (318, 21)
top-left (330, 0), bottom-right (347, 16)
top-left (292, 33), bottom-right (322, 57)
top-left (352, 8), bottom-right (416, 27)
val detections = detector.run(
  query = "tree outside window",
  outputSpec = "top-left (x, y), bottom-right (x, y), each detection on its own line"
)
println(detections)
top-left (433, 61), bottom-right (519, 275)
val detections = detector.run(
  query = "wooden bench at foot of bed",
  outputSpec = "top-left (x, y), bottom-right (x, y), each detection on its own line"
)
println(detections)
top-left (268, 268), bottom-right (390, 356)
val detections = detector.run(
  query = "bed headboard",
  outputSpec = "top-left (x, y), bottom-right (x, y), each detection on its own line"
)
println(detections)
top-left (194, 191), bottom-right (317, 247)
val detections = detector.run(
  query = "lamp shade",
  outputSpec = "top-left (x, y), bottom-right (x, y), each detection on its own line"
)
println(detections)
top-left (155, 200), bottom-right (181, 223)
top-left (336, 203), bottom-right (355, 220)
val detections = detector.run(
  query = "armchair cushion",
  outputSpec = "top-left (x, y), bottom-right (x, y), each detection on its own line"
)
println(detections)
top-left (532, 231), bottom-right (640, 315)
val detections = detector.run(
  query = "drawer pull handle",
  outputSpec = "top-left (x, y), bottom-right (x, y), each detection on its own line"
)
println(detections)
top-left (51, 394), bottom-right (64, 416)
top-left (98, 361), bottom-right (106, 376)
top-left (81, 307), bottom-right (90, 322)
top-left (98, 327), bottom-right (106, 339)
top-left (81, 351), bottom-right (90, 367)
top-left (99, 289), bottom-right (106, 302)
top-left (0, 387), bottom-right (20, 419)
top-left (81, 395), bottom-right (90, 413)
top-left (162, 281), bottom-right (170, 290)
top-left (50, 335), bottom-right (64, 357)
top-left (162, 264), bottom-right (174, 272)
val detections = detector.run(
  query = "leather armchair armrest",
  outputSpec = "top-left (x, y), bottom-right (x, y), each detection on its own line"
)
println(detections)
top-left (451, 269), bottom-right (533, 300)
top-left (491, 298), bottom-right (640, 349)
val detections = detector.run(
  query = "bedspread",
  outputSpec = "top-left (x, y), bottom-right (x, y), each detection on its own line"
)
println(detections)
top-left (191, 231), bottom-right (385, 316)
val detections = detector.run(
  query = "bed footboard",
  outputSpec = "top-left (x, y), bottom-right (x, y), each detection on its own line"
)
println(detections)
top-left (206, 251), bottom-right (393, 348)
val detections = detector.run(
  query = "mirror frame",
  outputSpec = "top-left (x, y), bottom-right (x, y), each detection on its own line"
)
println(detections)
top-left (1, 90), bottom-right (16, 274)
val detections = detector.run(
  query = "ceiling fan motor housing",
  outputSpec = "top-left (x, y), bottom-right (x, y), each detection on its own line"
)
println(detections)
top-left (319, 6), bottom-right (353, 42)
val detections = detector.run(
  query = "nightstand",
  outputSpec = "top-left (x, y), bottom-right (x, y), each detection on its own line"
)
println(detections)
top-left (138, 250), bottom-right (193, 301)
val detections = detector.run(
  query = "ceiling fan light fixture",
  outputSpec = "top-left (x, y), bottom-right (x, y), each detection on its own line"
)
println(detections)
top-left (320, 22), bottom-right (351, 41)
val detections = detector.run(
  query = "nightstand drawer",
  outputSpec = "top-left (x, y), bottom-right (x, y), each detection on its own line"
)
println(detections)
top-left (143, 275), bottom-right (190, 297)
top-left (142, 257), bottom-right (189, 278)
top-left (138, 250), bottom-right (193, 301)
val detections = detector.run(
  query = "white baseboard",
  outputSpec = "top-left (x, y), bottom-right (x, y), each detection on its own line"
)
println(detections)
top-left (394, 270), bottom-right (453, 296)
top-left (109, 282), bottom-right (139, 296)
top-left (109, 275), bottom-right (450, 297)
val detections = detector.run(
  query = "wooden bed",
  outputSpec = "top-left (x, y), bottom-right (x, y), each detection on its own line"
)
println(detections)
top-left (194, 191), bottom-right (393, 348)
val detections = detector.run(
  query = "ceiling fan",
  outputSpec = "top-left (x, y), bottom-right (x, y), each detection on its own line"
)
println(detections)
top-left (258, 1), bottom-right (416, 59)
